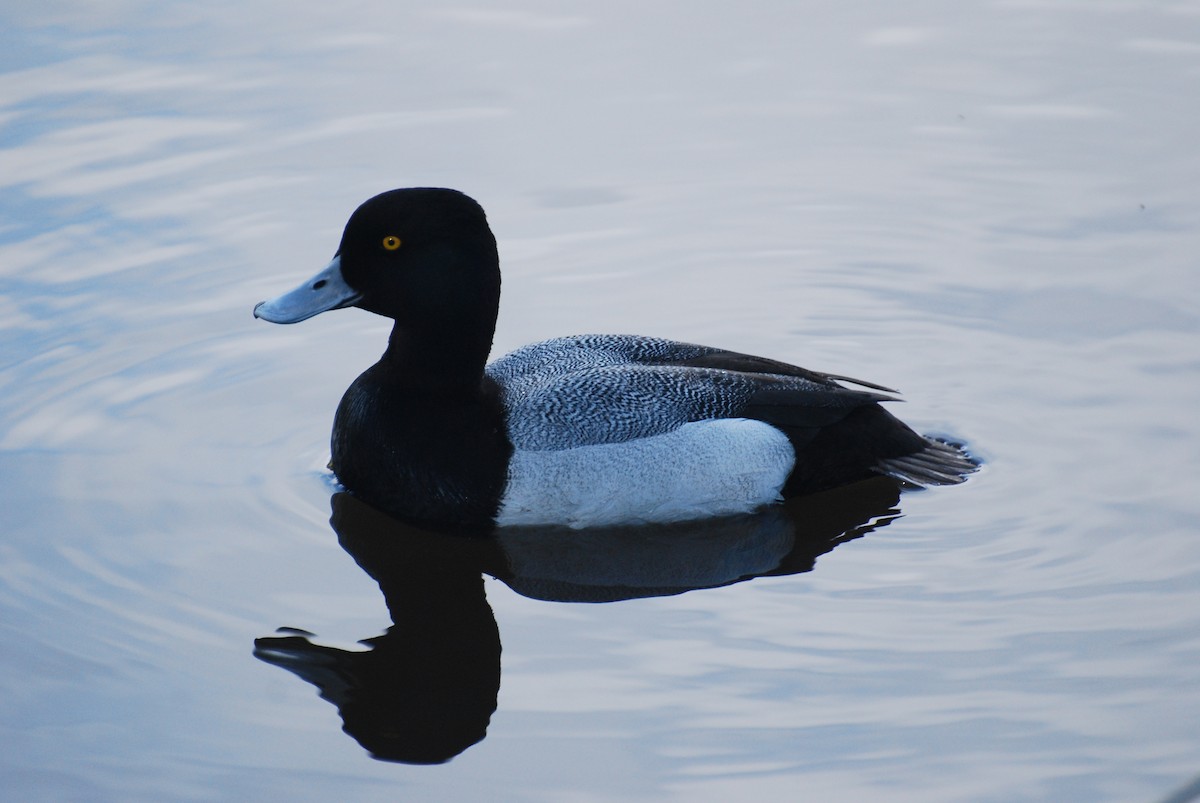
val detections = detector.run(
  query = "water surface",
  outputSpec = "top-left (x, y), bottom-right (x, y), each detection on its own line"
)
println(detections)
top-left (3, 2), bottom-right (1200, 801)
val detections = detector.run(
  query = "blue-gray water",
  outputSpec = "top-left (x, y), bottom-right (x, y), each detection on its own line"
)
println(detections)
top-left (3, 3), bottom-right (1199, 801)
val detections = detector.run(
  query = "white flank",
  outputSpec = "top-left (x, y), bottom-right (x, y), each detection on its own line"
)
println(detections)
top-left (496, 419), bottom-right (795, 529)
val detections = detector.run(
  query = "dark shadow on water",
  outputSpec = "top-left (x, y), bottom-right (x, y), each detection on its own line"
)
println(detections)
top-left (253, 478), bottom-right (904, 765)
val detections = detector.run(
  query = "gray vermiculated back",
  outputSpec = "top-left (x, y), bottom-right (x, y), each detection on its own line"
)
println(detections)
top-left (486, 334), bottom-right (840, 451)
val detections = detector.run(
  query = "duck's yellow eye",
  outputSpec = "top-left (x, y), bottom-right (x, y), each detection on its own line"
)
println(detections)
top-left (382, 235), bottom-right (402, 251)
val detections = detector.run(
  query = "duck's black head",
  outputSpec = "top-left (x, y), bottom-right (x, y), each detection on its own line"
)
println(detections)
top-left (255, 188), bottom-right (501, 379)
top-left (335, 188), bottom-right (499, 323)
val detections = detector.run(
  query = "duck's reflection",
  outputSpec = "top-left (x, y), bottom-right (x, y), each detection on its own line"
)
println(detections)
top-left (254, 478), bottom-right (903, 764)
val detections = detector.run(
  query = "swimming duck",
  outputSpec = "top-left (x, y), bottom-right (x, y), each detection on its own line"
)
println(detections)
top-left (254, 188), bottom-right (975, 530)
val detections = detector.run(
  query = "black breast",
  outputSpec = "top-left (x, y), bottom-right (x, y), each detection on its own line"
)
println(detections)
top-left (330, 368), bottom-right (512, 531)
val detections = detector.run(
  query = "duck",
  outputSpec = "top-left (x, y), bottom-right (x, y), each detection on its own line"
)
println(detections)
top-left (254, 188), bottom-right (976, 530)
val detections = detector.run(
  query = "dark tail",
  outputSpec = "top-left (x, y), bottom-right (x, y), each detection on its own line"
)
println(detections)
top-left (875, 437), bottom-right (979, 487)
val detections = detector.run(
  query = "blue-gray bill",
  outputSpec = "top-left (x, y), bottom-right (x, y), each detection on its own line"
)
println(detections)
top-left (253, 255), bottom-right (361, 324)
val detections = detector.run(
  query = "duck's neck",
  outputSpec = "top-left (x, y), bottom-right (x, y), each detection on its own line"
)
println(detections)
top-left (380, 319), bottom-right (494, 394)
